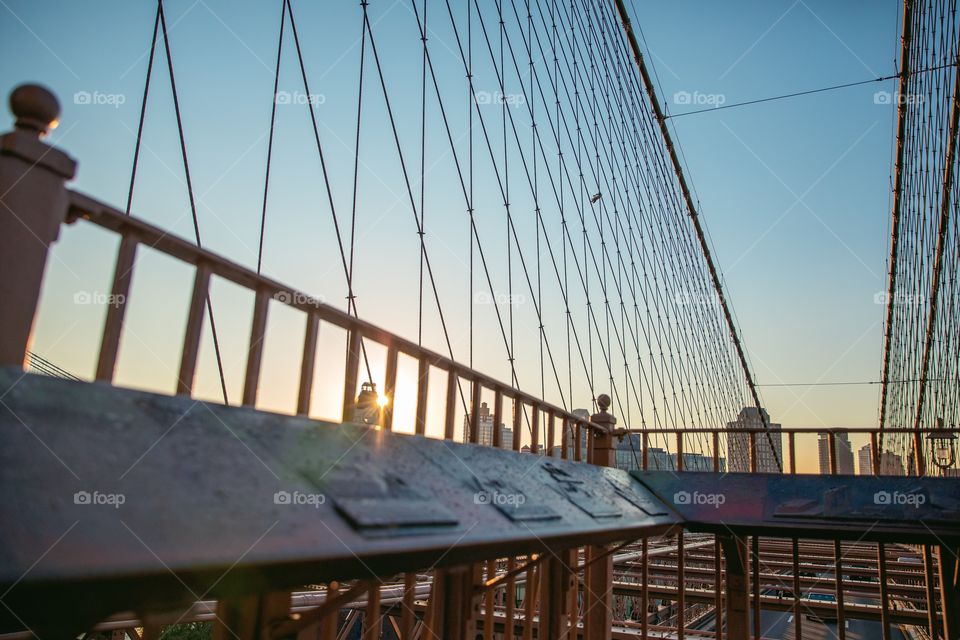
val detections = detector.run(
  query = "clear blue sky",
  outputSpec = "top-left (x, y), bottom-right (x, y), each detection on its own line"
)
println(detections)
top-left (1, 1), bottom-right (901, 470)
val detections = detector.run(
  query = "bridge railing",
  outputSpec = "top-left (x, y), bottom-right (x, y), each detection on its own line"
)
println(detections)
top-left (0, 84), bottom-right (629, 640)
top-left (0, 87), bottom-right (606, 460)
top-left (2, 86), bottom-right (956, 640)
top-left (615, 424), bottom-right (953, 640)
top-left (62, 187), bottom-right (605, 454)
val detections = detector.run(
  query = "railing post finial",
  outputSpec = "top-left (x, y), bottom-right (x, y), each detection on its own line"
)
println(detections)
top-left (0, 84), bottom-right (76, 369)
top-left (596, 393), bottom-right (611, 414)
top-left (589, 394), bottom-right (616, 467)
top-left (9, 84), bottom-right (61, 138)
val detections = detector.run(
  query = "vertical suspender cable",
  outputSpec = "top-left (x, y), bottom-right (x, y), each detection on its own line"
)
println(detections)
top-left (611, 0), bottom-right (780, 471)
top-left (158, 0), bottom-right (230, 404)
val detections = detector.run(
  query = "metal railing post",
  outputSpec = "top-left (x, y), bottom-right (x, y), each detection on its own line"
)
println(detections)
top-left (939, 544), bottom-right (960, 640)
top-left (719, 534), bottom-right (749, 640)
top-left (0, 85), bottom-right (76, 368)
top-left (584, 394), bottom-right (616, 640)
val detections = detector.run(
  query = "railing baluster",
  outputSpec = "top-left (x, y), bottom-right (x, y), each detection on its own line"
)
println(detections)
top-left (362, 580), bottom-right (381, 640)
top-left (493, 389), bottom-right (504, 449)
top-left (522, 562), bottom-right (536, 640)
top-left (828, 431), bottom-right (838, 474)
top-left (675, 433), bottom-right (685, 640)
top-left (834, 540), bottom-right (847, 640)
top-left (296, 313), bottom-right (319, 416)
top-left (96, 234), bottom-right (138, 382)
top-left (547, 411), bottom-right (555, 458)
top-left (512, 400), bottom-right (522, 452)
top-left (642, 431), bottom-right (649, 470)
top-left (505, 557), bottom-right (517, 640)
top-left (444, 369), bottom-right (457, 440)
top-left (789, 431), bottom-right (797, 474)
top-left (242, 288), bottom-right (269, 407)
top-left (469, 380), bottom-right (482, 444)
top-left (382, 345), bottom-right (398, 431)
top-left (320, 581), bottom-right (339, 640)
top-left (415, 357), bottom-right (429, 435)
top-left (400, 573), bottom-right (416, 640)
top-left (677, 530), bottom-right (685, 640)
top-left (712, 431), bottom-right (719, 471)
top-left (641, 537), bottom-right (649, 640)
top-left (341, 328), bottom-right (362, 423)
top-left (575, 423), bottom-right (582, 461)
top-left (561, 417), bottom-right (569, 460)
top-left (923, 544), bottom-right (939, 638)
top-left (531, 406), bottom-right (540, 455)
top-left (177, 262), bottom-right (212, 396)
top-left (752, 536), bottom-right (760, 639)
top-left (792, 539), bottom-right (802, 640)
top-left (714, 536), bottom-right (722, 640)
top-left (878, 542), bottom-right (892, 640)
top-left (676, 433), bottom-right (683, 471)
top-left (483, 559), bottom-right (495, 640)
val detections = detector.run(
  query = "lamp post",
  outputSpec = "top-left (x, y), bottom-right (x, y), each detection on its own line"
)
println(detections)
top-left (927, 417), bottom-right (957, 474)
top-left (352, 381), bottom-right (387, 426)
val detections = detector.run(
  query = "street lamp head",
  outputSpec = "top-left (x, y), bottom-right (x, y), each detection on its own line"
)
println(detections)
top-left (926, 418), bottom-right (957, 471)
top-left (353, 381), bottom-right (382, 426)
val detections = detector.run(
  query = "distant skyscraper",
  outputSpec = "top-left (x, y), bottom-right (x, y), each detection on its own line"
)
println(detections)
top-left (726, 407), bottom-right (783, 473)
top-left (880, 450), bottom-right (905, 476)
top-left (857, 443), bottom-right (873, 475)
top-left (462, 401), bottom-right (511, 449)
top-left (818, 432), bottom-right (854, 474)
top-left (857, 444), bottom-right (906, 475)
top-left (563, 408), bottom-right (591, 460)
top-left (613, 436), bottom-right (725, 472)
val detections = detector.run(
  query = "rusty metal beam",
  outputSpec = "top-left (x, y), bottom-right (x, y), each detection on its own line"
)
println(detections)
top-left (879, 0), bottom-right (915, 435)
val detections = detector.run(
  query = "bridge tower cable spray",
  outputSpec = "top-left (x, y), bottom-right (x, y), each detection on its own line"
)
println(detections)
top-left (610, 0), bottom-right (781, 470)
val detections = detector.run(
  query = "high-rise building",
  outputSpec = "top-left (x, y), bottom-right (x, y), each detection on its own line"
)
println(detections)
top-left (818, 432), bottom-right (854, 474)
top-left (857, 443), bottom-right (873, 475)
top-left (613, 436), bottom-right (725, 472)
top-left (726, 407), bottom-right (783, 473)
top-left (880, 450), bottom-right (905, 475)
top-left (462, 401), bottom-right (511, 449)
top-left (856, 444), bottom-right (906, 475)
top-left (563, 408), bottom-right (591, 460)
